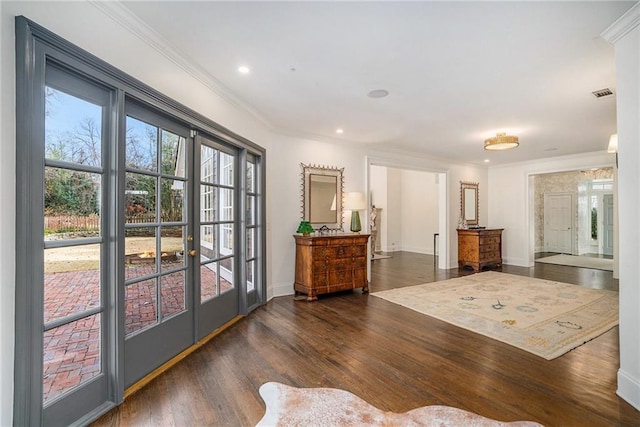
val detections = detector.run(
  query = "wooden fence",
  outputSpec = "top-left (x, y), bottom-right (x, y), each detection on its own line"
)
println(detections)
top-left (45, 215), bottom-right (100, 232)
top-left (45, 213), bottom-right (183, 233)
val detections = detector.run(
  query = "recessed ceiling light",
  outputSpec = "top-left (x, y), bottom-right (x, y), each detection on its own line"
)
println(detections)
top-left (367, 89), bottom-right (389, 98)
top-left (336, 128), bottom-right (344, 134)
top-left (238, 66), bottom-right (250, 75)
top-left (484, 159), bottom-right (490, 163)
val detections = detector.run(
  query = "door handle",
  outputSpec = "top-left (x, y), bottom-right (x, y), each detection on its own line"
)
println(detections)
top-left (188, 249), bottom-right (198, 257)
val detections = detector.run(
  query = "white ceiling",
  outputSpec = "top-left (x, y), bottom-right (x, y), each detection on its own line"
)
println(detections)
top-left (119, 1), bottom-right (633, 166)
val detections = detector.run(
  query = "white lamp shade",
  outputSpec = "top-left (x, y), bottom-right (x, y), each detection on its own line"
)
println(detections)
top-left (608, 134), bottom-right (618, 153)
top-left (344, 192), bottom-right (366, 210)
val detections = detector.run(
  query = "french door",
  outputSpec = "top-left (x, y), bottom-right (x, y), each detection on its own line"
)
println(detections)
top-left (195, 135), bottom-right (239, 339)
top-left (39, 64), bottom-right (114, 427)
top-left (16, 17), bottom-right (264, 425)
top-left (123, 101), bottom-right (198, 386)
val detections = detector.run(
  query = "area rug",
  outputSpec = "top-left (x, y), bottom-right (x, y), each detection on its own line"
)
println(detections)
top-left (371, 271), bottom-right (618, 360)
top-left (255, 382), bottom-right (541, 426)
top-left (536, 254), bottom-right (613, 271)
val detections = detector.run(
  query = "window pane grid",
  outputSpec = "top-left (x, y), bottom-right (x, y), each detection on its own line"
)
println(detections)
top-left (125, 115), bottom-right (189, 337)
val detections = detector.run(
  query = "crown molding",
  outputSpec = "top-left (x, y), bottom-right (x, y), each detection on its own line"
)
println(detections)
top-left (89, 0), bottom-right (272, 129)
top-left (601, 2), bottom-right (640, 44)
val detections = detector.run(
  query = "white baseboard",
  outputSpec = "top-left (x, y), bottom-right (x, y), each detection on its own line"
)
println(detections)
top-left (617, 369), bottom-right (640, 411)
top-left (502, 257), bottom-right (532, 267)
top-left (400, 245), bottom-right (433, 255)
top-left (268, 282), bottom-right (295, 301)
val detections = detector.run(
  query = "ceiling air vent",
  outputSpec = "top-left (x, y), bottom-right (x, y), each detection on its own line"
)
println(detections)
top-left (592, 88), bottom-right (614, 98)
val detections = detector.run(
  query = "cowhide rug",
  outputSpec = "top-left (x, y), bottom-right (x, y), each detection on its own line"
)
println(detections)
top-left (256, 382), bottom-right (543, 426)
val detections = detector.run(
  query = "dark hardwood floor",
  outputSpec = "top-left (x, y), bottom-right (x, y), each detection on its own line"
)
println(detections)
top-left (93, 252), bottom-right (637, 426)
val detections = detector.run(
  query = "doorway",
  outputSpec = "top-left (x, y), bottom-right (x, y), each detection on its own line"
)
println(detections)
top-left (531, 169), bottom-right (615, 268)
top-left (367, 162), bottom-right (447, 285)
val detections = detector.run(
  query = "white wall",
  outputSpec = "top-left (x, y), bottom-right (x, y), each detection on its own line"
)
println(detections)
top-left (602, 2), bottom-right (640, 411)
top-left (488, 152), bottom-right (615, 267)
top-left (400, 170), bottom-right (439, 254)
top-left (369, 167), bottom-right (440, 254)
top-left (267, 137), bottom-right (368, 297)
top-left (386, 168), bottom-right (402, 252)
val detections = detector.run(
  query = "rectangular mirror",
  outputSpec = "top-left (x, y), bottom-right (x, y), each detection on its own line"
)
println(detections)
top-left (460, 181), bottom-right (479, 226)
top-left (301, 163), bottom-right (344, 230)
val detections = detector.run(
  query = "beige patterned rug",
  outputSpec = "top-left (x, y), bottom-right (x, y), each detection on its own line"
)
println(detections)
top-left (256, 382), bottom-right (542, 426)
top-left (372, 271), bottom-right (618, 360)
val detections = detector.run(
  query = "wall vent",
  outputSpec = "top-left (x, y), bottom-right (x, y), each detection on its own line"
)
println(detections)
top-left (592, 88), bottom-right (614, 98)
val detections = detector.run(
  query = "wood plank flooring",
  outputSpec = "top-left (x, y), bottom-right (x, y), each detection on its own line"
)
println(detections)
top-left (93, 252), bottom-right (638, 426)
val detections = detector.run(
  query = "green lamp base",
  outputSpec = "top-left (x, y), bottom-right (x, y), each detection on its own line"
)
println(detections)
top-left (350, 211), bottom-right (362, 233)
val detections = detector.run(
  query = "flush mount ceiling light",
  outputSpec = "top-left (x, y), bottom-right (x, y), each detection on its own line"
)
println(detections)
top-left (484, 132), bottom-right (519, 151)
top-left (238, 66), bottom-right (250, 74)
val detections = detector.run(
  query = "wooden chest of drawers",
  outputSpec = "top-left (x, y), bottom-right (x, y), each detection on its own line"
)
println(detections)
top-left (293, 233), bottom-right (370, 301)
top-left (457, 228), bottom-right (503, 271)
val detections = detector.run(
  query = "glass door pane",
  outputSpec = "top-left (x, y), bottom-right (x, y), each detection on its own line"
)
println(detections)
top-left (195, 135), bottom-right (239, 339)
top-left (246, 155), bottom-right (259, 298)
top-left (124, 117), bottom-right (188, 337)
top-left (198, 143), bottom-right (236, 302)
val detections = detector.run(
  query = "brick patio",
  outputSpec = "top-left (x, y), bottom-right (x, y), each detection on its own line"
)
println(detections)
top-left (43, 260), bottom-right (232, 404)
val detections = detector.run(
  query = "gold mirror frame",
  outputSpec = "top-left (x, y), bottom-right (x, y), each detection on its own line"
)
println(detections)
top-left (460, 181), bottom-right (479, 226)
top-left (300, 163), bottom-right (344, 230)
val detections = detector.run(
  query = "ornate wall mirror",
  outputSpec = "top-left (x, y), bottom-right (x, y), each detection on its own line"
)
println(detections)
top-left (301, 163), bottom-right (344, 230)
top-left (460, 181), bottom-right (479, 226)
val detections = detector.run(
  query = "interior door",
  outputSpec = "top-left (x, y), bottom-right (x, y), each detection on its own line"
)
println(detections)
top-left (603, 193), bottom-right (614, 256)
top-left (123, 101), bottom-right (194, 387)
top-left (195, 134), bottom-right (239, 339)
top-left (544, 193), bottom-right (573, 254)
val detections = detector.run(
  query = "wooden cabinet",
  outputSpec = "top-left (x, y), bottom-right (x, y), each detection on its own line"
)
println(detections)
top-left (457, 228), bottom-right (503, 271)
top-left (293, 233), bottom-right (370, 301)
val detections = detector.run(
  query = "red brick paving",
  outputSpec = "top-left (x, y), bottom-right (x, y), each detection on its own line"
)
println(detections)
top-left (43, 260), bottom-right (233, 403)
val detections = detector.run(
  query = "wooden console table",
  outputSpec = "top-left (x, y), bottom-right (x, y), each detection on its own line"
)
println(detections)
top-left (293, 233), bottom-right (370, 301)
top-left (457, 228), bottom-right (503, 271)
